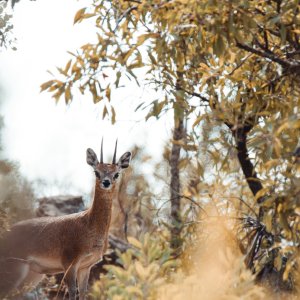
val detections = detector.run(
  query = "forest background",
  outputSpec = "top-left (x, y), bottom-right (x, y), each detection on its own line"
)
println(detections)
top-left (0, 0), bottom-right (300, 299)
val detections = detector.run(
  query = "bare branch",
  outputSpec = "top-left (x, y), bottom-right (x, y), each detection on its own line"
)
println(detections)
top-left (228, 54), bottom-right (253, 76)
top-left (113, 6), bottom-right (138, 33)
top-left (124, 0), bottom-right (142, 3)
top-left (178, 86), bottom-right (209, 103)
top-left (179, 194), bottom-right (209, 216)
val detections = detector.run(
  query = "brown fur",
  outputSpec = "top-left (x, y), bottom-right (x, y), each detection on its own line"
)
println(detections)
top-left (0, 149), bottom-right (131, 300)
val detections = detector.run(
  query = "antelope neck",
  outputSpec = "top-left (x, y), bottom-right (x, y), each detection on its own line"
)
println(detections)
top-left (87, 181), bottom-right (115, 233)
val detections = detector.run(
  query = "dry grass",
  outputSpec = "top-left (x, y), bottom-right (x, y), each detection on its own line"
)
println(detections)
top-left (158, 216), bottom-right (298, 300)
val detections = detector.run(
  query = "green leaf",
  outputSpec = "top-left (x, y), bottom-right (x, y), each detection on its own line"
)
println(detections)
top-left (213, 35), bottom-right (225, 57)
top-left (280, 25), bottom-right (287, 44)
top-left (111, 106), bottom-right (116, 124)
top-left (115, 71), bottom-right (121, 88)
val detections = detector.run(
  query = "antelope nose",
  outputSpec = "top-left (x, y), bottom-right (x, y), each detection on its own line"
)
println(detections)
top-left (102, 179), bottom-right (110, 188)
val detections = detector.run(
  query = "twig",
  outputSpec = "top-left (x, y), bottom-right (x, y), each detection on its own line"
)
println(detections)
top-left (178, 86), bottom-right (210, 103)
top-left (179, 194), bottom-right (209, 216)
top-left (113, 6), bottom-right (138, 33)
top-left (228, 53), bottom-right (253, 76)
top-left (124, 0), bottom-right (142, 3)
top-left (224, 196), bottom-right (258, 218)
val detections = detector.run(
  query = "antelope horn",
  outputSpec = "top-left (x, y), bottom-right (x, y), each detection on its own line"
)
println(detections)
top-left (100, 137), bottom-right (103, 164)
top-left (112, 139), bottom-right (118, 164)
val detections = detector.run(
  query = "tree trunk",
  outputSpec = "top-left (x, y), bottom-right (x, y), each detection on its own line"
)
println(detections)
top-left (170, 113), bottom-right (185, 251)
top-left (229, 123), bottom-right (265, 219)
top-left (170, 56), bottom-right (186, 252)
top-left (235, 127), bottom-right (264, 199)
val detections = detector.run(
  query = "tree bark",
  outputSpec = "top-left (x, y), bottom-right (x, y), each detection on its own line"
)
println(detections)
top-left (169, 63), bottom-right (186, 251)
top-left (228, 123), bottom-right (265, 219)
top-left (170, 113), bottom-right (185, 250)
top-left (235, 126), bottom-right (264, 199)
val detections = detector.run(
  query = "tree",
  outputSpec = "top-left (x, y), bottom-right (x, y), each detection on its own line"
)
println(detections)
top-left (42, 0), bottom-right (300, 287)
top-left (0, 1), bottom-right (15, 48)
top-left (0, 0), bottom-right (37, 49)
top-left (1, 0), bottom-right (35, 8)
top-left (0, 93), bottom-right (35, 232)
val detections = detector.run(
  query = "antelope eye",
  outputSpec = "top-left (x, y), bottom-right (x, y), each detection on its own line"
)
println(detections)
top-left (94, 171), bottom-right (100, 179)
top-left (113, 173), bottom-right (119, 180)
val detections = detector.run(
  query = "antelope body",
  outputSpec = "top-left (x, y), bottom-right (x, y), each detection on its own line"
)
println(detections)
top-left (0, 141), bottom-right (131, 299)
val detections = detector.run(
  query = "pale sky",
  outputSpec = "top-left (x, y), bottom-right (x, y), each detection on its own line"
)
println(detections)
top-left (0, 0), bottom-right (172, 197)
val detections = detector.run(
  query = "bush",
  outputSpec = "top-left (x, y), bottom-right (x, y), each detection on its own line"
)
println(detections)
top-left (0, 160), bottom-right (35, 226)
top-left (91, 232), bottom-right (178, 300)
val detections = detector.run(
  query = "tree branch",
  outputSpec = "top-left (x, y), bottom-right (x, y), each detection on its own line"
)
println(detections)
top-left (124, 0), bottom-right (142, 3)
top-left (179, 194), bottom-right (208, 216)
top-left (113, 6), bottom-right (138, 33)
top-left (236, 41), bottom-right (300, 74)
top-left (228, 54), bottom-right (253, 76)
top-left (177, 86), bottom-right (209, 103)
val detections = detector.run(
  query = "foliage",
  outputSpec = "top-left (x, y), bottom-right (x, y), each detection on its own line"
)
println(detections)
top-left (160, 218), bottom-right (268, 300)
top-left (92, 214), bottom-right (272, 300)
top-left (42, 0), bottom-right (300, 120)
top-left (42, 0), bottom-right (300, 292)
top-left (0, 1), bottom-right (16, 49)
top-left (0, 160), bottom-right (35, 224)
top-left (0, 206), bottom-right (9, 237)
top-left (110, 146), bottom-right (162, 239)
top-left (0, 102), bottom-right (34, 227)
top-left (91, 232), bottom-right (177, 300)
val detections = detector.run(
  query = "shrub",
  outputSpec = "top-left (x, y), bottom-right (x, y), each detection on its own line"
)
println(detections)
top-left (91, 232), bottom-right (178, 300)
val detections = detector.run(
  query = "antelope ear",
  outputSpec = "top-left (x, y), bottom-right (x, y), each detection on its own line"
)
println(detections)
top-left (86, 148), bottom-right (99, 168)
top-left (118, 152), bottom-right (131, 169)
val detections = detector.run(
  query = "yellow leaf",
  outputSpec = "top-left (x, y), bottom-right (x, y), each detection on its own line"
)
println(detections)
top-left (273, 137), bottom-right (282, 157)
top-left (264, 159), bottom-right (279, 171)
top-left (65, 85), bottom-right (72, 104)
top-left (57, 67), bottom-right (68, 76)
top-left (123, 48), bottom-right (135, 63)
top-left (136, 33), bottom-right (159, 47)
top-left (64, 59), bottom-right (72, 74)
top-left (92, 95), bottom-right (102, 104)
top-left (52, 87), bottom-right (65, 103)
top-left (254, 188), bottom-right (269, 202)
top-left (192, 115), bottom-right (205, 128)
top-left (81, 13), bottom-right (95, 20)
top-left (125, 286), bottom-right (143, 297)
top-left (74, 8), bottom-right (86, 24)
top-left (40, 80), bottom-right (54, 92)
top-left (274, 255), bottom-right (282, 271)
top-left (105, 86), bottom-right (111, 101)
top-left (263, 212), bottom-right (272, 232)
top-left (111, 106), bottom-right (116, 124)
top-left (276, 122), bottom-right (289, 135)
top-left (283, 260), bottom-right (292, 281)
top-left (134, 261), bottom-right (147, 280)
top-left (127, 236), bottom-right (142, 249)
top-left (102, 105), bottom-right (108, 119)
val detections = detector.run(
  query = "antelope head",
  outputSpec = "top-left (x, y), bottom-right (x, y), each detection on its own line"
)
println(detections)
top-left (86, 139), bottom-right (131, 190)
